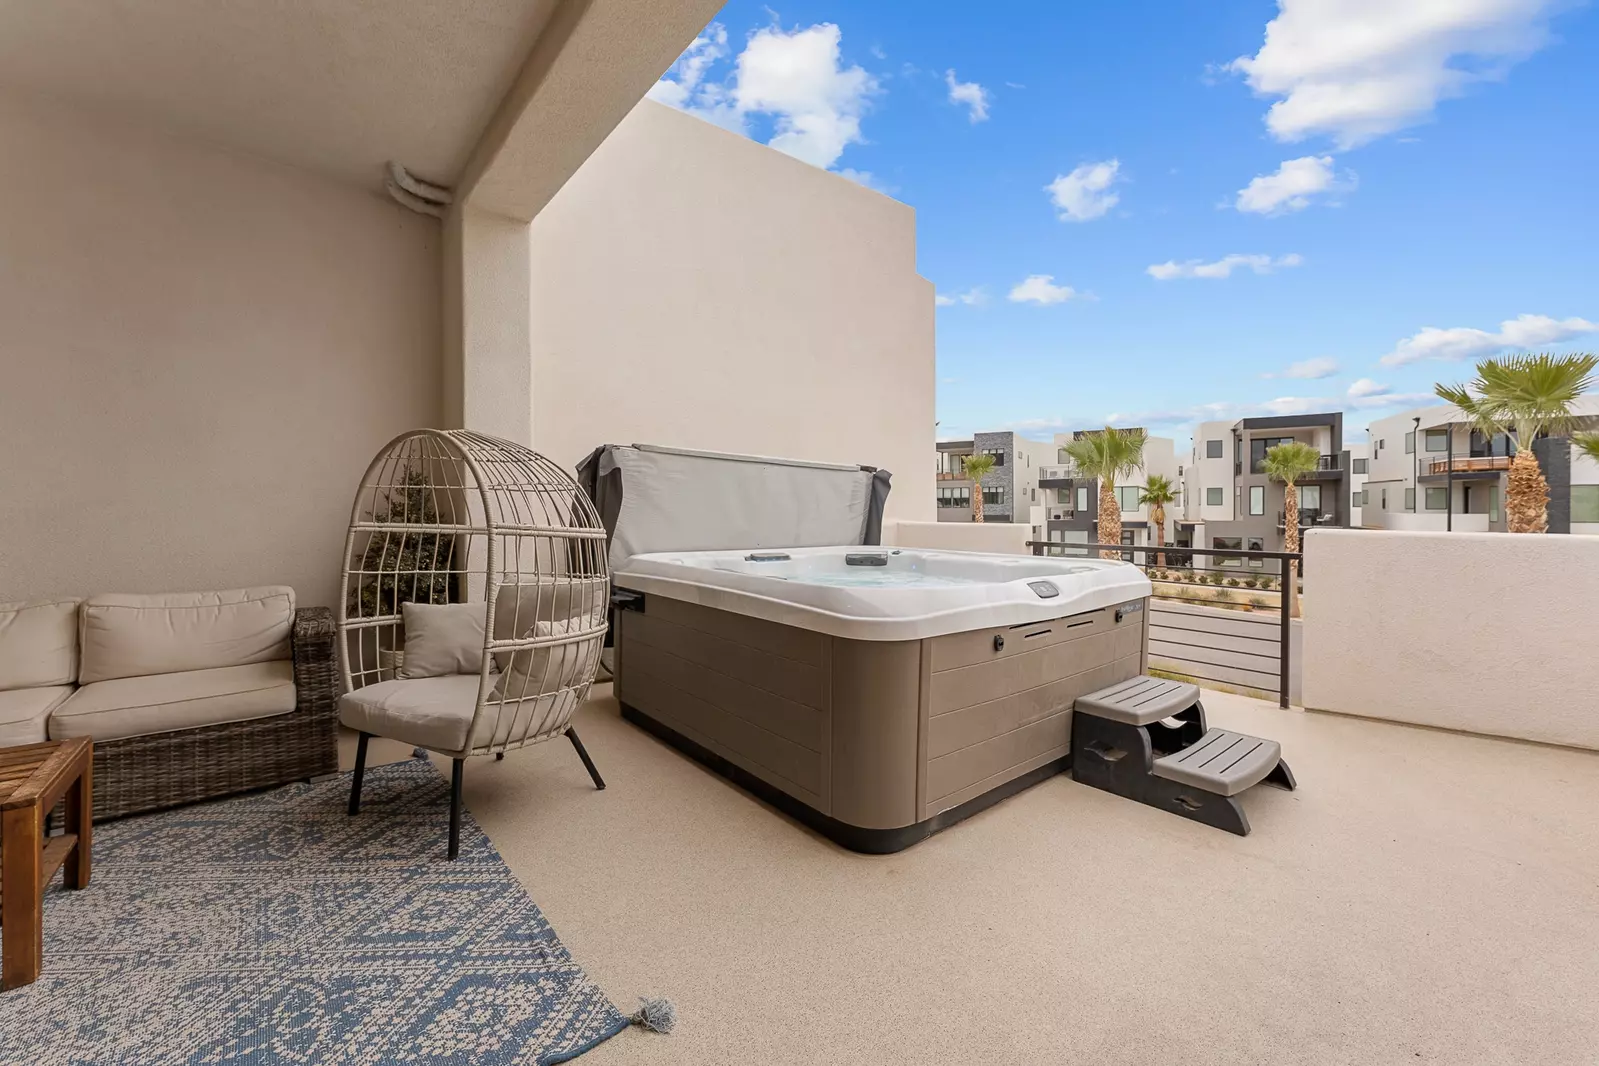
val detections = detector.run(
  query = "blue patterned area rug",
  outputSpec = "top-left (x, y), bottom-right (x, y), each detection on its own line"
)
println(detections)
top-left (0, 757), bottom-right (637, 1065)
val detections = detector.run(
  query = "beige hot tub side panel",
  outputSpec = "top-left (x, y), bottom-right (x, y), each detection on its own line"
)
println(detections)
top-left (922, 607), bottom-right (1146, 816)
top-left (617, 599), bottom-right (832, 810)
top-left (618, 596), bottom-right (1150, 833)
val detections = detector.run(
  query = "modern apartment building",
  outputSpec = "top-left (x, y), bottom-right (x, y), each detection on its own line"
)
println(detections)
top-left (1180, 413), bottom-right (1352, 554)
top-left (1037, 430), bottom-right (1181, 551)
top-left (1361, 399), bottom-right (1599, 534)
top-left (1347, 441), bottom-right (1370, 528)
top-left (934, 431), bottom-right (1057, 530)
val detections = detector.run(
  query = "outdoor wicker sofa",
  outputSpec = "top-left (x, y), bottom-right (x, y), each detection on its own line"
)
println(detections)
top-left (89, 606), bottom-right (339, 820)
top-left (0, 589), bottom-right (339, 821)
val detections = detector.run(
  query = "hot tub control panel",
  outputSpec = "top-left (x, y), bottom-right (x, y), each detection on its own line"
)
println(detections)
top-left (1027, 580), bottom-right (1060, 599)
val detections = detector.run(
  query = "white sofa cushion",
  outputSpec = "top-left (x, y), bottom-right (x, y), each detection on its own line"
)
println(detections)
top-left (339, 674), bottom-right (482, 754)
top-left (398, 602), bottom-right (485, 678)
top-left (79, 586), bottom-right (295, 684)
top-left (0, 685), bottom-right (74, 746)
top-left (0, 598), bottom-right (80, 690)
top-left (49, 661), bottom-right (296, 743)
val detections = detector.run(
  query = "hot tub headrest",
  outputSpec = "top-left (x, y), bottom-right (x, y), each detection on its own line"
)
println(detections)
top-left (576, 444), bottom-right (892, 570)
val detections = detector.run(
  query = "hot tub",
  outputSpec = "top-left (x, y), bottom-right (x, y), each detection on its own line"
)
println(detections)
top-left (612, 547), bottom-right (1151, 852)
top-left (577, 443), bottom-right (1152, 852)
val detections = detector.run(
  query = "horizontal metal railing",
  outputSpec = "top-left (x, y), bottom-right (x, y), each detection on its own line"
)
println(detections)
top-left (1026, 540), bottom-right (1301, 708)
top-left (1426, 455), bottom-right (1512, 475)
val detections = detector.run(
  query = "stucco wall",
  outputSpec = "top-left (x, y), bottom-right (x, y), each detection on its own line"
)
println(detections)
top-left (527, 99), bottom-right (936, 523)
top-left (0, 93), bottom-right (441, 610)
top-left (888, 520), bottom-right (1030, 555)
top-left (1302, 528), bottom-right (1599, 750)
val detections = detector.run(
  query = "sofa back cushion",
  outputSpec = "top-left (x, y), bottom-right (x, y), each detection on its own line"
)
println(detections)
top-left (79, 587), bottom-right (295, 684)
top-left (0, 598), bottom-right (81, 690)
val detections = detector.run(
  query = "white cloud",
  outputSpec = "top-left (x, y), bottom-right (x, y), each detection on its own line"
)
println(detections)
top-left (1046, 160), bottom-right (1121, 222)
top-left (1261, 356), bottom-right (1340, 380)
top-left (648, 22), bottom-right (879, 171)
top-left (837, 168), bottom-right (892, 194)
top-left (945, 69), bottom-right (991, 122)
top-left (1381, 313), bottom-right (1599, 367)
top-left (646, 25), bottom-right (739, 125)
top-left (1148, 253), bottom-right (1305, 280)
top-left (1008, 275), bottom-right (1080, 306)
top-left (935, 287), bottom-right (988, 307)
top-left (1235, 156), bottom-right (1352, 215)
top-left (1229, 0), bottom-right (1562, 149)
top-left (1343, 378), bottom-right (1435, 409)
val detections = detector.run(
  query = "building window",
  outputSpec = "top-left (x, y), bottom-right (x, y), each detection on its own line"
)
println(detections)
top-left (1381, 488), bottom-right (1388, 510)
top-left (1206, 439), bottom-right (1224, 459)
top-left (1404, 487), bottom-right (1416, 512)
top-left (1116, 485), bottom-right (1142, 512)
top-left (1247, 537), bottom-right (1265, 568)
top-left (1249, 485), bottom-right (1265, 515)
top-left (1489, 484), bottom-right (1500, 522)
top-left (1212, 536), bottom-right (1243, 568)
top-left (1424, 486), bottom-right (1447, 511)
top-left (1206, 487), bottom-right (1224, 507)
top-left (1076, 486), bottom-right (1090, 512)
top-left (1424, 429), bottom-right (1449, 453)
top-left (1571, 485), bottom-right (1599, 524)
top-left (982, 486), bottom-right (1006, 507)
top-left (937, 487), bottom-right (970, 508)
top-left (1404, 432), bottom-right (1415, 454)
top-left (1352, 491), bottom-right (1362, 510)
top-left (980, 448), bottom-right (1006, 467)
top-left (1300, 484), bottom-right (1322, 512)
top-left (1352, 458), bottom-right (1368, 475)
top-left (936, 452), bottom-right (970, 478)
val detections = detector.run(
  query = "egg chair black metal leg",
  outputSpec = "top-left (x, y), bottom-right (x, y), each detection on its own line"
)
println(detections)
top-left (567, 729), bottom-right (605, 790)
top-left (447, 758), bottom-right (465, 861)
top-left (348, 732), bottom-right (370, 816)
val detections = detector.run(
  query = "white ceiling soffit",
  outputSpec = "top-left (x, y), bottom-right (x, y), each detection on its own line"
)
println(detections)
top-left (0, 0), bottom-right (562, 189)
top-left (458, 0), bottom-right (726, 220)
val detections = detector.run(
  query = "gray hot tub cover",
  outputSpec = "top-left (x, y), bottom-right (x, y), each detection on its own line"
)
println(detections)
top-left (575, 444), bottom-right (892, 570)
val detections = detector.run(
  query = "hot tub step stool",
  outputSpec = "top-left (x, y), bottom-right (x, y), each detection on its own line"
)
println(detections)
top-left (1070, 676), bottom-right (1296, 836)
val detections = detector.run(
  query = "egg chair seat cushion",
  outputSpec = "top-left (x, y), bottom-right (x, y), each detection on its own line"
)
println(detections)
top-left (339, 674), bottom-right (485, 755)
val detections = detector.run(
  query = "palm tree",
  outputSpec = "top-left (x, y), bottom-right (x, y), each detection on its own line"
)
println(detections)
top-left (1063, 427), bottom-right (1148, 550)
top-left (1575, 433), bottom-right (1599, 464)
top-left (1261, 441), bottom-right (1320, 559)
top-left (1138, 474), bottom-right (1177, 566)
top-left (1435, 353), bottom-right (1598, 533)
top-left (962, 452), bottom-right (996, 523)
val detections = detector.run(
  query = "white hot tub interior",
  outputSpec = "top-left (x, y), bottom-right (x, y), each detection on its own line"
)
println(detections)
top-left (615, 546), bottom-right (1152, 641)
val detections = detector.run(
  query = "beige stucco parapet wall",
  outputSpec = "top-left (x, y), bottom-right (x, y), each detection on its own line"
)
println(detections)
top-left (1302, 528), bottom-right (1599, 751)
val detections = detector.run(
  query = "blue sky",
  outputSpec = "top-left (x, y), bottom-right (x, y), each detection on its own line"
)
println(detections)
top-left (647, 1), bottom-right (1599, 446)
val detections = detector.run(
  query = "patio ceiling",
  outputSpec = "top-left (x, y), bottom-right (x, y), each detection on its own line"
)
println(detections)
top-left (0, 0), bottom-right (721, 216)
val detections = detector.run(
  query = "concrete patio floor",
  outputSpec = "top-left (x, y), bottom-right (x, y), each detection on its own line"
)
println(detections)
top-left (346, 687), bottom-right (1599, 1065)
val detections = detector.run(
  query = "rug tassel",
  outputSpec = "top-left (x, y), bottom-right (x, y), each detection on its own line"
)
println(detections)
top-left (629, 997), bottom-right (677, 1034)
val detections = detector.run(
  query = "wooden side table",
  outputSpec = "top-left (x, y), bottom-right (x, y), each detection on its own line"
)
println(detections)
top-left (0, 737), bottom-right (92, 991)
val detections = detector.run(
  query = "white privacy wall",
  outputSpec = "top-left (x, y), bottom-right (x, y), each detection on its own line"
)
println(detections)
top-left (526, 99), bottom-right (936, 524)
top-left (1302, 529), bottom-right (1599, 750)
top-left (0, 92), bottom-right (441, 609)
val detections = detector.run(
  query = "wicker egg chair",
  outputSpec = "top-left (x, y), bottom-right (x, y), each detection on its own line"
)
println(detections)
top-left (337, 429), bottom-right (610, 859)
